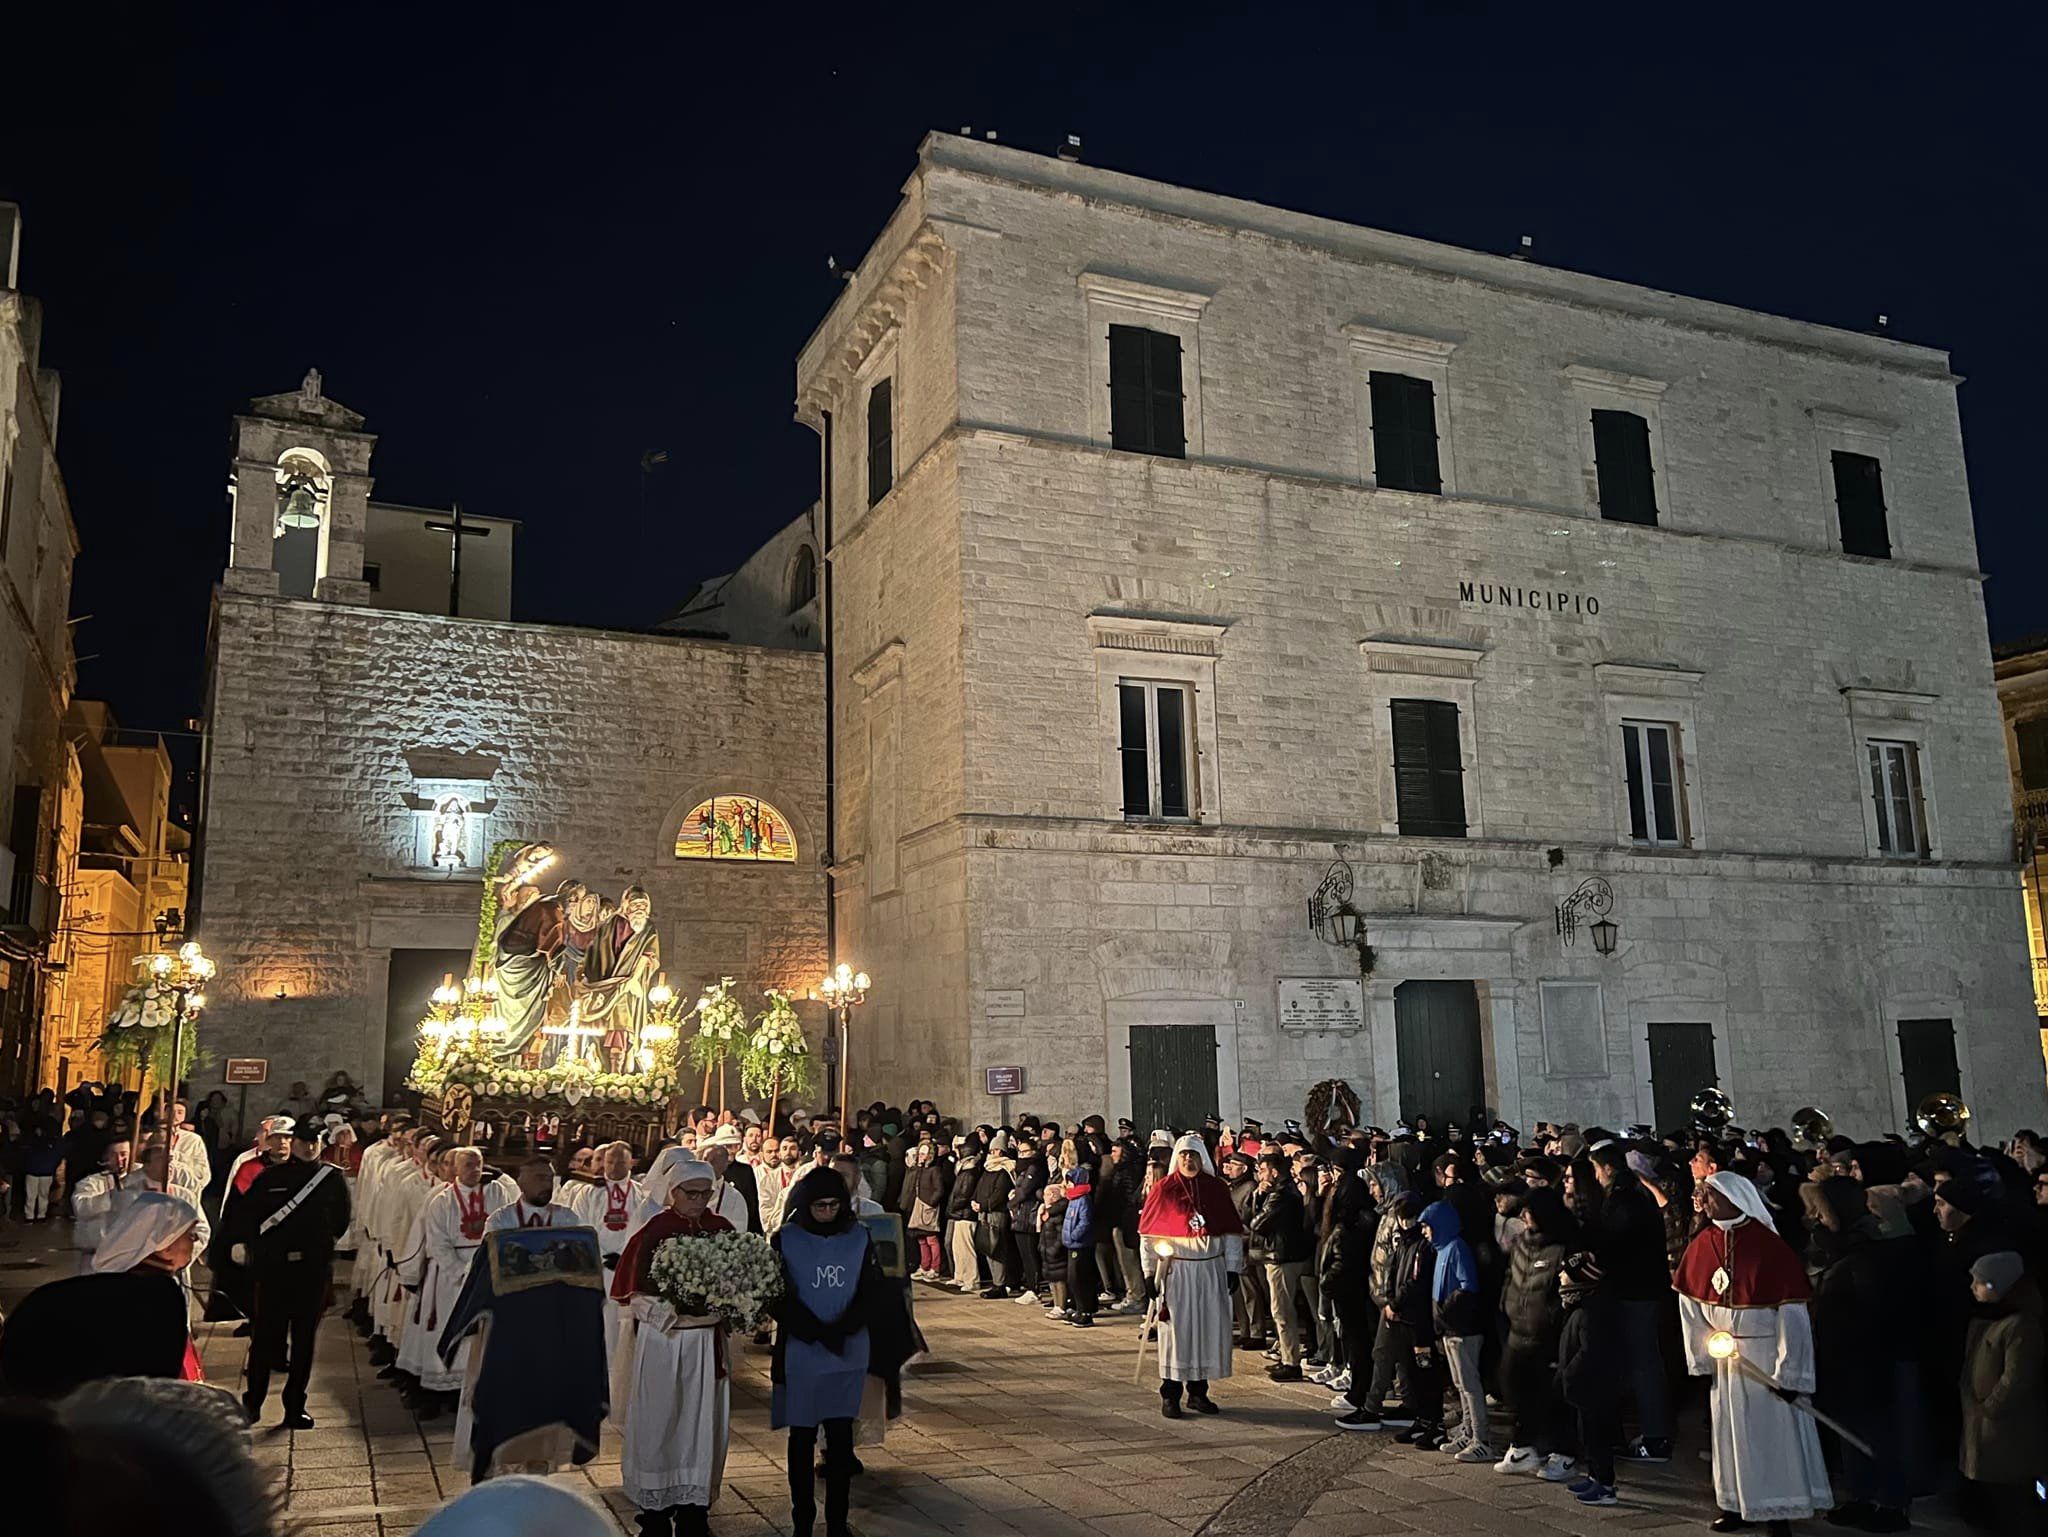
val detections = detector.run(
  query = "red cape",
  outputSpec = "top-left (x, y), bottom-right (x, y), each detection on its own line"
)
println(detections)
top-left (1138, 1171), bottom-right (1246, 1239)
top-left (610, 1206), bottom-right (734, 1300)
top-left (1673, 1218), bottom-right (1811, 1307)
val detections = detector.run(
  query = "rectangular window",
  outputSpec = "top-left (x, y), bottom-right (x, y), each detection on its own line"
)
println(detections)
top-left (1118, 680), bottom-right (1193, 819)
top-left (1620, 720), bottom-right (1685, 845)
top-left (1108, 325), bottom-right (1185, 458)
top-left (2018, 719), bottom-right (2048, 792)
top-left (1591, 408), bottom-right (1658, 526)
top-left (362, 561), bottom-right (381, 592)
top-left (866, 377), bottom-right (894, 507)
top-left (1389, 698), bottom-right (1466, 837)
top-left (1867, 739), bottom-right (1926, 857)
top-left (1832, 450), bottom-right (1890, 559)
top-left (1368, 372), bottom-right (1442, 494)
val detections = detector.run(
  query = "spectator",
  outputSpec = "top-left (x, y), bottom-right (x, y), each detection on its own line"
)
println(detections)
top-left (1249, 1150), bottom-right (1312, 1380)
top-left (1060, 1165), bottom-right (1099, 1325)
top-left (1494, 1186), bottom-right (1578, 1478)
top-left (1556, 1250), bottom-right (1622, 1504)
top-left (1587, 1142), bottom-right (1673, 1463)
top-left (1958, 1251), bottom-right (2048, 1533)
top-left (1421, 1197), bottom-right (1489, 1462)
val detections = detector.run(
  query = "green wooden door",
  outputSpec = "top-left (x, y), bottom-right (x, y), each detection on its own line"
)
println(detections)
top-left (1129, 1024), bottom-right (1219, 1139)
top-left (1393, 981), bottom-right (1485, 1127)
top-left (1897, 1018), bottom-right (1959, 1118)
top-left (1646, 1022), bottom-right (1717, 1135)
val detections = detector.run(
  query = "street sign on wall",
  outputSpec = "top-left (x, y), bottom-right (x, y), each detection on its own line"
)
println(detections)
top-left (985, 1065), bottom-right (1026, 1096)
top-left (224, 1058), bottom-right (269, 1085)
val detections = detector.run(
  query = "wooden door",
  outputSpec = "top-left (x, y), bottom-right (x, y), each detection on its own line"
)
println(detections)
top-left (1129, 1024), bottom-right (1219, 1139)
top-left (1393, 981), bottom-right (1485, 1126)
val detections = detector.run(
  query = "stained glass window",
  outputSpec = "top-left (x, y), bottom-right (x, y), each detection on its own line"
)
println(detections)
top-left (674, 796), bottom-right (798, 862)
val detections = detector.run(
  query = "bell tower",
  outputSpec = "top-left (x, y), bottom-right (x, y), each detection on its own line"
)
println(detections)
top-left (224, 368), bottom-right (374, 602)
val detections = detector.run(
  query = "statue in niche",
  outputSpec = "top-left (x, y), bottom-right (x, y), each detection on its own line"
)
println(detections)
top-left (430, 796), bottom-right (468, 869)
top-left (580, 886), bottom-right (661, 1073)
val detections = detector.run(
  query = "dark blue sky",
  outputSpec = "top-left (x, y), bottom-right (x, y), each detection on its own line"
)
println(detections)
top-left (9, 4), bottom-right (2044, 739)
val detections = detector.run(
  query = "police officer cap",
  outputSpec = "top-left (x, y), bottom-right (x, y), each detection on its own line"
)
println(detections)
top-left (292, 1117), bottom-right (327, 1144)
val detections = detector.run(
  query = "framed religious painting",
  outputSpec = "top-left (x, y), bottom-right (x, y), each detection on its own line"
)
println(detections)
top-left (486, 1225), bottom-right (605, 1295)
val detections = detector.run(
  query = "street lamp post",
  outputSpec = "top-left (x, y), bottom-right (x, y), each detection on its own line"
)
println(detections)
top-left (817, 962), bottom-right (870, 1122)
top-left (142, 941), bottom-right (215, 1148)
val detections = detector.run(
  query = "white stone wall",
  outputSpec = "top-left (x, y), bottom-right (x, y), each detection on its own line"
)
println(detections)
top-left (795, 136), bottom-right (2046, 1137)
top-left (198, 595), bottom-right (829, 1103)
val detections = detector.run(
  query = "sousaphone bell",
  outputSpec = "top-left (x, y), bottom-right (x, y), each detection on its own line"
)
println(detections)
top-left (1913, 1092), bottom-right (1971, 1142)
top-left (1688, 1087), bottom-right (1734, 1133)
top-left (1790, 1106), bottom-right (1833, 1152)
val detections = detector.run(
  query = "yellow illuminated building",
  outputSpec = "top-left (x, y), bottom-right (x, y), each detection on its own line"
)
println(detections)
top-left (1992, 639), bottom-right (2048, 1083)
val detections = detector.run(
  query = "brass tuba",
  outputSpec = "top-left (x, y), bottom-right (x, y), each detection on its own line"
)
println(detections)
top-left (1790, 1106), bottom-right (1833, 1152)
top-left (1913, 1092), bottom-right (1972, 1141)
top-left (1688, 1087), bottom-right (1734, 1133)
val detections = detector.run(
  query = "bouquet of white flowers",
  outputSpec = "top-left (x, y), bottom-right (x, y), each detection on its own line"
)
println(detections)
top-left (647, 1229), bottom-right (785, 1331)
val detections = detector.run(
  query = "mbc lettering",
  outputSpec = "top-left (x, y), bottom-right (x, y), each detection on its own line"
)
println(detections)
top-left (814, 1264), bottom-right (848, 1288)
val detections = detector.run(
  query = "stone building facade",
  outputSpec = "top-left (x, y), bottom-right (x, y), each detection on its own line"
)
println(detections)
top-left (197, 377), bottom-right (827, 1105)
top-left (0, 204), bottom-right (81, 1096)
top-left (788, 134), bottom-right (2047, 1138)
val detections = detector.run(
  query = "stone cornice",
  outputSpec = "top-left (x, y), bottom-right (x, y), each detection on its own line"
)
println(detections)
top-left (796, 226), bottom-right (952, 417)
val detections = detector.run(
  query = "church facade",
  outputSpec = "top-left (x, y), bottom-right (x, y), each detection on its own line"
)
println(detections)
top-left (195, 376), bottom-right (827, 1104)
top-left (780, 134), bottom-right (2047, 1137)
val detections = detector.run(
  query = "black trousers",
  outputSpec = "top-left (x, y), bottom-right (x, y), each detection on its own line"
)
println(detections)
top-left (1068, 1246), bottom-right (1101, 1317)
top-left (1014, 1228), bottom-right (1042, 1294)
top-left (246, 1261), bottom-right (329, 1413)
top-left (788, 1419), bottom-right (854, 1534)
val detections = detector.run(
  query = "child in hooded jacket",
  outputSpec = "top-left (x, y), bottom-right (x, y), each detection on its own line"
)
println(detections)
top-left (1422, 1198), bottom-right (1489, 1460)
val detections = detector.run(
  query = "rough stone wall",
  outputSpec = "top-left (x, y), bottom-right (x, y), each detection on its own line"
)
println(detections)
top-left (198, 595), bottom-right (828, 1102)
top-left (800, 137), bottom-right (2045, 1136)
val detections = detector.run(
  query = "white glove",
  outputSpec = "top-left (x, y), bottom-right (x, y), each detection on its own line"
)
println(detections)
top-left (230, 1244), bottom-right (249, 1267)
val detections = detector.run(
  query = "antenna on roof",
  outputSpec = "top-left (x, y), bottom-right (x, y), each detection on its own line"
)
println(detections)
top-left (1057, 134), bottom-right (1082, 162)
top-left (1511, 234), bottom-right (1534, 262)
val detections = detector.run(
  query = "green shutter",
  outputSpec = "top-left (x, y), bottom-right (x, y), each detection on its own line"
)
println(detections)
top-left (1147, 330), bottom-right (1185, 459)
top-left (1592, 409), bottom-right (1657, 526)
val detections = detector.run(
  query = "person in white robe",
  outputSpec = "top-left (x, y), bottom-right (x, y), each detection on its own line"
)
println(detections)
top-left (1676, 1170), bottom-right (1832, 1533)
top-left (349, 1130), bottom-right (407, 1307)
top-left (758, 1137), bottom-right (805, 1235)
top-left (373, 1137), bottom-right (439, 1354)
top-left (69, 1132), bottom-right (140, 1274)
top-left (568, 1140), bottom-right (643, 1365)
top-left (1137, 1132), bottom-right (1246, 1417)
top-left (609, 1150), bottom-right (732, 1537)
top-left (402, 1146), bottom-right (513, 1413)
top-left (166, 1100), bottom-right (213, 1193)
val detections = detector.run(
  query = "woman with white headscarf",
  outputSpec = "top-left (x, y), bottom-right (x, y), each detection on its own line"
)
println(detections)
top-left (1136, 1133), bottom-right (1246, 1418)
top-left (608, 1150), bottom-right (732, 1537)
top-left (1675, 1170), bottom-right (1832, 1534)
top-left (0, 1192), bottom-right (204, 1397)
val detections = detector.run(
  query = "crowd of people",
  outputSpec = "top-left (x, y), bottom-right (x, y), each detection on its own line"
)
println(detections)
top-left (1, 1079), bottom-right (2044, 1536)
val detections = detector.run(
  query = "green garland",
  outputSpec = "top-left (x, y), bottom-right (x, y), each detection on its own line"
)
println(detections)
top-left (474, 838), bottom-right (526, 979)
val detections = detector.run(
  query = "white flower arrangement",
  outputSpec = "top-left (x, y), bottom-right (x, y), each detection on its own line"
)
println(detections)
top-left (647, 1229), bottom-right (785, 1331)
top-left (740, 989), bottom-right (814, 1100)
top-left (685, 977), bottom-right (747, 1075)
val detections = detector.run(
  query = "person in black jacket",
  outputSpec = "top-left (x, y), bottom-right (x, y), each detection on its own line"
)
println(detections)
top-left (1588, 1143), bottom-right (1673, 1463)
top-left (1250, 1152), bottom-right (1313, 1379)
top-left (1103, 1139), bottom-right (1148, 1311)
top-left (1556, 1249), bottom-right (1622, 1501)
top-left (1494, 1187), bottom-right (1579, 1476)
top-left (1007, 1141), bottom-right (1047, 1302)
top-left (231, 1119), bottom-right (353, 1428)
top-left (971, 1138), bottom-right (1018, 1298)
top-left (944, 1146), bottom-right (983, 1290)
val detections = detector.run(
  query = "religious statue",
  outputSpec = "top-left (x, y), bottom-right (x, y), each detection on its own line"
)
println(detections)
top-left (580, 885), bottom-right (661, 1072)
top-left (431, 796), bottom-right (468, 869)
top-left (492, 857), bottom-right (570, 1055)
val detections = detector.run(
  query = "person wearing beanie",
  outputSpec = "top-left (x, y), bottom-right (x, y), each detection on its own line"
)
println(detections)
top-left (1958, 1250), bottom-right (2047, 1532)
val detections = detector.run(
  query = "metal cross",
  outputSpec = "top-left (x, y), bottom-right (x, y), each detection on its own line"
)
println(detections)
top-left (423, 501), bottom-right (491, 617)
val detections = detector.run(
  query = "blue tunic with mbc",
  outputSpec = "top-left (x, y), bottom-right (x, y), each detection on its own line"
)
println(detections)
top-left (772, 1224), bottom-right (870, 1428)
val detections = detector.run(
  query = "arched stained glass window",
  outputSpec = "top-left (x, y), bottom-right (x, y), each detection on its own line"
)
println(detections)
top-left (675, 796), bottom-right (798, 862)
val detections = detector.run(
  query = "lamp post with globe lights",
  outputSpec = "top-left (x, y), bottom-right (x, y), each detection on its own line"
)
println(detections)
top-left (818, 963), bottom-right (870, 1121)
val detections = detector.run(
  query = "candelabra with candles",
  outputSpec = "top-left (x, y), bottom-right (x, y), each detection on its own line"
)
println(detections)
top-left (817, 962), bottom-right (870, 1120)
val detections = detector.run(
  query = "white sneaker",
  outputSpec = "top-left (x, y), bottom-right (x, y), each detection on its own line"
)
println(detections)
top-left (1309, 1365), bottom-right (1338, 1385)
top-left (1493, 1446), bottom-right (1539, 1475)
top-left (1014, 1291), bottom-right (1040, 1305)
top-left (1329, 1391), bottom-right (1357, 1410)
top-left (1044, 1307), bottom-right (1065, 1319)
top-left (1452, 1442), bottom-right (1494, 1464)
top-left (1327, 1370), bottom-right (1351, 1393)
top-left (1537, 1454), bottom-right (1578, 1483)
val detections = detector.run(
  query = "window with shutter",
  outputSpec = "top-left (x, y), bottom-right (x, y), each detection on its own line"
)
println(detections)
top-left (866, 378), bottom-right (894, 507)
top-left (1832, 451), bottom-right (1890, 559)
top-left (2018, 719), bottom-right (2048, 792)
top-left (1620, 720), bottom-right (1685, 845)
top-left (1390, 698), bottom-right (1466, 837)
top-left (1368, 372), bottom-right (1441, 493)
top-left (1117, 680), bottom-right (1195, 819)
top-left (1591, 409), bottom-right (1658, 526)
top-left (1108, 325), bottom-right (1185, 458)
top-left (1867, 738), bottom-right (1926, 856)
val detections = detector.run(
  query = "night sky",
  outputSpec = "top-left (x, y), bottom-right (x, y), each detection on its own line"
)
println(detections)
top-left (9, 5), bottom-right (2045, 746)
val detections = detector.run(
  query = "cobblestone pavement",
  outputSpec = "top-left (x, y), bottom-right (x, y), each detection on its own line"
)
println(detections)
top-left (0, 1223), bottom-right (1980, 1537)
